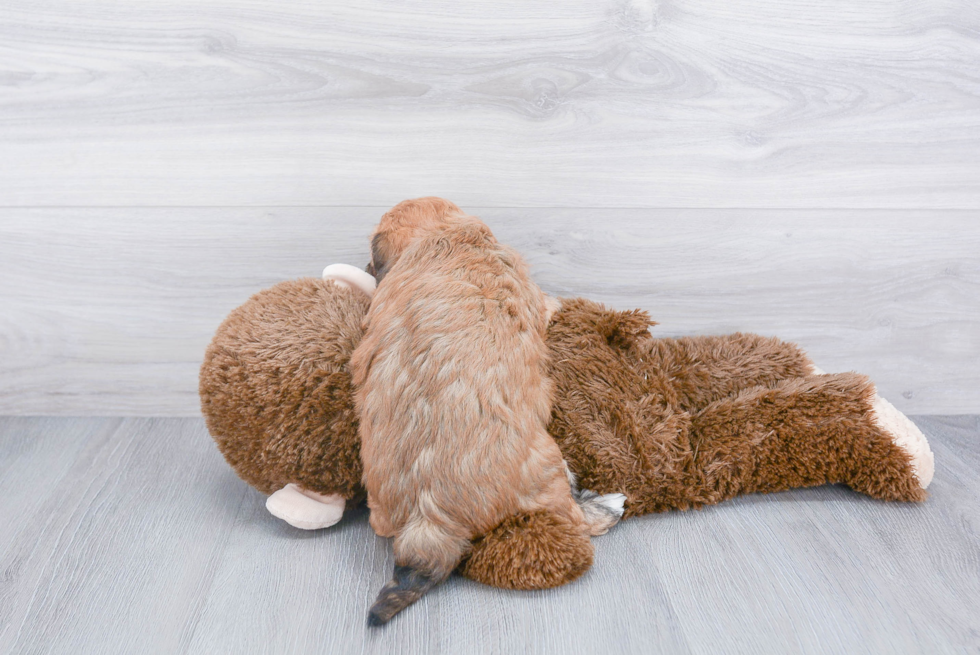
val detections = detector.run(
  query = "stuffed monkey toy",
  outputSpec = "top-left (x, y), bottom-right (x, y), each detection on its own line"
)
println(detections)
top-left (200, 265), bottom-right (934, 591)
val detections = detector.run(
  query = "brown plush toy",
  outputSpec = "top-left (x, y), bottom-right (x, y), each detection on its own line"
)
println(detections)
top-left (200, 264), bottom-right (934, 592)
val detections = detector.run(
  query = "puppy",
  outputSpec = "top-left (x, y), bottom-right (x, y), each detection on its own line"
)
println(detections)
top-left (352, 198), bottom-right (623, 625)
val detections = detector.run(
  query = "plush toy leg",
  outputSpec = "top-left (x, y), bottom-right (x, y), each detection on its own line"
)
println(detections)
top-left (266, 484), bottom-right (347, 530)
top-left (807, 366), bottom-right (933, 488)
top-left (687, 372), bottom-right (930, 504)
top-left (642, 333), bottom-right (814, 412)
top-left (459, 510), bottom-right (594, 590)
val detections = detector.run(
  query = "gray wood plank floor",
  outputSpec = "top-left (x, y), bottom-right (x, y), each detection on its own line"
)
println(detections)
top-left (1, 0), bottom-right (979, 207)
top-left (0, 416), bottom-right (977, 654)
top-left (2, 209), bottom-right (978, 416)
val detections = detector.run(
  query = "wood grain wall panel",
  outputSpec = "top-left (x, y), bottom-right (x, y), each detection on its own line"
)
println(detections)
top-left (0, 0), bottom-right (978, 207)
top-left (1, 208), bottom-right (976, 415)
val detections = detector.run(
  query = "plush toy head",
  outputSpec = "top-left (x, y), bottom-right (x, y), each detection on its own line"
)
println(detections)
top-left (200, 271), bottom-right (371, 503)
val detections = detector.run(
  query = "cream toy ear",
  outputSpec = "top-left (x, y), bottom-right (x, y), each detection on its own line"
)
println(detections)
top-left (266, 484), bottom-right (347, 530)
top-left (322, 263), bottom-right (376, 298)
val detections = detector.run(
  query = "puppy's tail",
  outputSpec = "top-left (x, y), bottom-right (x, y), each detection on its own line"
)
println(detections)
top-left (368, 517), bottom-right (469, 626)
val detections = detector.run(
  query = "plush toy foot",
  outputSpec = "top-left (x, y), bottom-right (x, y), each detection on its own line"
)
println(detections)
top-left (809, 363), bottom-right (933, 490)
top-left (266, 484), bottom-right (347, 530)
top-left (870, 394), bottom-right (935, 489)
top-left (322, 263), bottom-right (377, 298)
top-left (460, 510), bottom-right (594, 589)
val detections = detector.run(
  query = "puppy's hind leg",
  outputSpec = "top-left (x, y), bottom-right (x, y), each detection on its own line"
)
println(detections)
top-left (565, 465), bottom-right (626, 536)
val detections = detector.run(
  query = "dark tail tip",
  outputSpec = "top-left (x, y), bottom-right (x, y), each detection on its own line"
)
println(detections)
top-left (366, 564), bottom-right (440, 627)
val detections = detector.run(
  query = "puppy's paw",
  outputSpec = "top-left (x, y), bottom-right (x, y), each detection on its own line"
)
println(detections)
top-left (576, 489), bottom-right (627, 536)
top-left (594, 492), bottom-right (626, 517)
top-left (870, 394), bottom-right (935, 489)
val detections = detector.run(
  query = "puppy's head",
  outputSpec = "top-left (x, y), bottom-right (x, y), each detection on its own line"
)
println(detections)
top-left (367, 197), bottom-right (467, 282)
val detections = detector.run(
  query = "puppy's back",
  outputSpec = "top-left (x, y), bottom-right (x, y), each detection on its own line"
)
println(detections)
top-left (354, 221), bottom-right (572, 623)
top-left (356, 222), bottom-right (557, 528)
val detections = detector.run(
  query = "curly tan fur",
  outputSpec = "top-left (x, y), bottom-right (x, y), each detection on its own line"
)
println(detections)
top-left (352, 199), bottom-right (589, 623)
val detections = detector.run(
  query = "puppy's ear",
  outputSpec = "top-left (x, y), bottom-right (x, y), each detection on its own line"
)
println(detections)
top-left (369, 232), bottom-right (392, 282)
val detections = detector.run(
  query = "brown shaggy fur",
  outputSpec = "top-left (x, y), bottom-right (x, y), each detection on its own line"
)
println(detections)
top-left (545, 298), bottom-right (926, 516)
top-left (352, 199), bottom-right (590, 623)
top-left (459, 510), bottom-right (594, 590)
top-left (200, 278), bottom-right (367, 499)
top-left (201, 282), bottom-right (925, 593)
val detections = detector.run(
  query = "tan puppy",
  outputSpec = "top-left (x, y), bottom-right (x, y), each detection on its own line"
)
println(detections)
top-left (352, 198), bottom-right (622, 625)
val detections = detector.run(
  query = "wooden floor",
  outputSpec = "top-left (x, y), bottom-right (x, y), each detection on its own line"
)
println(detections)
top-left (1, 415), bottom-right (978, 654)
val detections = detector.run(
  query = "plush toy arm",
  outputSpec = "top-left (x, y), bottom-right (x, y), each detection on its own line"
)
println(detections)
top-left (640, 333), bottom-right (815, 413)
